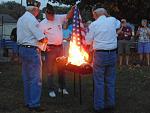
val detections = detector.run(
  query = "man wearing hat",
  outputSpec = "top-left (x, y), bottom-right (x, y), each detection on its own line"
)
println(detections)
top-left (85, 5), bottom-right (120, 113)
top-left (17, 1), bottom-right (48, 112)
top-left (39, 3), bottom-right (74, 98)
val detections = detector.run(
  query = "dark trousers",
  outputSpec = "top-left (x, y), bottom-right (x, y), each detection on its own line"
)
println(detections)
top-left (46, 45), bottom-right (66, 91)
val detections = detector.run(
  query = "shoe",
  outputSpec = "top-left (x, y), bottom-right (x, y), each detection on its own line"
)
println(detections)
top-left (58, 88), bottom-right (69, 95)
top-left (49, 91), bottom-right (56, 98)
top-left (28, 106), bottom-right (46, 112)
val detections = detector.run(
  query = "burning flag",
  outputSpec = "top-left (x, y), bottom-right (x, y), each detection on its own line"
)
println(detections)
top-left (67, 5), bottom-right (89, 66)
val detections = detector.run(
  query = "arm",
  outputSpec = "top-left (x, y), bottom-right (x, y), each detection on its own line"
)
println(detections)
top-left (38, 22), bottom-right (48, 43)
top-left (125, 27), bottom-right (132, 36)
top-left (28, 20), bottom-right (46, 41)
top-left (115, 19), bottom-right (121, 34)
top-left (117, 26), bottom-right (123, 34)
top-left (136, 27), bottom-right (140, 37)
top-left (66, 5), bottom-right (75, 19)
top-left (146, 28), bottom-right (150, 36)
top-left (85, 24), bottom-right (94, 46)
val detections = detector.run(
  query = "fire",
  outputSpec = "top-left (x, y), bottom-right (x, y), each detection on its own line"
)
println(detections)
top-left (67, 36), bottom-right (89, 66)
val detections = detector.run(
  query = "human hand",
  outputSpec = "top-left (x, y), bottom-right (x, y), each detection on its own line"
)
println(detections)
top-left (39, 37), bottom-right (48, 43)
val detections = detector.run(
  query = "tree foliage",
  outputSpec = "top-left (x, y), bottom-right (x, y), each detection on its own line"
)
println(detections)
top-left (0, 0), bottom-right (149, 24)
top-left (0, 1), bottom-right (26, 19)
top-left (49, 0), bottom-right (150, 24)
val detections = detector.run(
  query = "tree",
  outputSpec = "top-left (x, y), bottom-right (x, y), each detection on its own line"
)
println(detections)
top-left (0, 1), bottom-right (25, 19)
top-left (49, 0), bottom-right (150, 24)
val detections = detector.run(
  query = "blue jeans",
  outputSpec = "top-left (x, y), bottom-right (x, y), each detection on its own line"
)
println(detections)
top-left (19, 46), bottom-right (42, 107)
top-left (93, 50), bottom-right (117, 110)
top-left (45, 45), bottom-right (66, 91)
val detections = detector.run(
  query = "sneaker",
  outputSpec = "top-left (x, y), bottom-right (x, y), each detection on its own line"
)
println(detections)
top-left (49, 91), bottom-right (56, 98)
top-left (58, 88), bottom-right (69, 95)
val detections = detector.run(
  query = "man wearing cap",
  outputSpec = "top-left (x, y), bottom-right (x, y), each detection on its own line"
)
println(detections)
top-left (17, 1), bottom-right (48, 112)
top-left (39, 3), bottom-right (74, 98)
top-left (85, 6), bottom-right (120, 113)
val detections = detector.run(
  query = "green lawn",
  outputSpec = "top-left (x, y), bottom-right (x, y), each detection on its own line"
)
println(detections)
top-left (0, 62), bottom-right (150, 113)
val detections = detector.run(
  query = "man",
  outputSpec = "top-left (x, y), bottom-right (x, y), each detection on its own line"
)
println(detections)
top-left (117, 19), bottom-right (132, 66)
top-left (17, 1), bottom-right (48, 112)
top-left (85, 6), bottom-right (120, 113)
top-left (39, 3), bottom-right (74, 98)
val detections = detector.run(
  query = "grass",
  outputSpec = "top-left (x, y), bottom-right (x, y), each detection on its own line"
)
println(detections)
top-left (0, 62), bottom-right (150, 113)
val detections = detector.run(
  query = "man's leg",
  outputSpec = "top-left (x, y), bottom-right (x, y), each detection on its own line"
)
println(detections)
top-left (105, 66), bottom-right (116, 108)
top-left (105, 51), bottom-right (117, 108)
top-left (125, 41), bottom-right (131, 65)
top-left (57, 46), bottom-right (66, 89)
top-left (93, 52), bottom-right (105, 110)
top-left (28, 48), bottom-right (42, 107)
top-left (125, 55), bottom-right (129, 65)
top-left (46, 50), bottom-right (57, 92)
top-left (118, 40), bottom-right (124, 66)
top-left (119, 55), bottom-right (123, 66)
top-left (19, 47), bottom-right (30, 106)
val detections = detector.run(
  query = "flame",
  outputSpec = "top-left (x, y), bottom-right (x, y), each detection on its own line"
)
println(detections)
top-left (67, 36), bottom-right (89, 66)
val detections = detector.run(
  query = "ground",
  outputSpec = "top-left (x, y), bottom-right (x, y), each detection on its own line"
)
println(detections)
top-left (0, 62), bottom-right (150, 113)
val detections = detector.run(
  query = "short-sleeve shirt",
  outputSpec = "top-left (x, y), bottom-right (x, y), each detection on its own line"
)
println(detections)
top-left (85, 15), bottom-right (120, 50)
top-left (63, 29), bottom-right (72, 39)
top-left (138, 27), bottom-right (150, 42)
top-left (39, 14), bottom-right (67, 45)
top-left (17, 11), bottom-right (45, 47)
top-left (118, 26), bottom-right (132, 40)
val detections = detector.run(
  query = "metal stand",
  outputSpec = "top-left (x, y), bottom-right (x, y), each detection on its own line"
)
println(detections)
top-left (79, 74), bottom-right (82, 104)
top-left (73, 72), bottom-right (82, 105)
top-left (73, 72), bottom-right (76, 96)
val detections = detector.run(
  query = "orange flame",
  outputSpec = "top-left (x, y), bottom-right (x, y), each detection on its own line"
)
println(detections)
top-left (67, 36), bottom-right (89, 66)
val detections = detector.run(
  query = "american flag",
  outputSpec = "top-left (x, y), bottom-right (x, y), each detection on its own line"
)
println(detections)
top-left (72, 5), bottom-right (86, 46)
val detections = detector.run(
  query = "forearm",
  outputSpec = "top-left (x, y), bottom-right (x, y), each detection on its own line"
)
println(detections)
top-left (66, 6), bottom-right (74, 19)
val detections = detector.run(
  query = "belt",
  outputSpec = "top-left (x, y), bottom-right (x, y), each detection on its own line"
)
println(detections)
top-left (47, 44), bottom-right (62, 47)
top-left (96, 48), bottom-right (117, 52)
top-left (20, 45), bottom-right (37, 48)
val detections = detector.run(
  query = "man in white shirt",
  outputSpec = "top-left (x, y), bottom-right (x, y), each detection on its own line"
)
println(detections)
top-left (17, 1), bottom-right (48, 112)
top-left (85, 6), bottom-right (120, 113)
top-left (39, 3), bottom-right (74, 98)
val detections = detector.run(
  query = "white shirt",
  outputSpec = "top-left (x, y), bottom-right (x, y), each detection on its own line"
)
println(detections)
top-left (39, 14), bottom-right (67, 45)
top-left (86, 15), bottom-right (120, 50)
top-left (17, 11), bottom-right (45, 47)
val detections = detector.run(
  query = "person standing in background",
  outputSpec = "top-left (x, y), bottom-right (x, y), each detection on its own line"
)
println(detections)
top-left (136, 19), bottom-right (150, 66)
top-left (117, 19), bottom-right (132, 66)
top-left (62, 22), bottom-right (72, 57)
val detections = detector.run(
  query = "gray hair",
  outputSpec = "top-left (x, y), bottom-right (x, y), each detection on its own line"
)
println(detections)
top-left (26, 6), bottom-right (35, 11)
top-left (93, 8), bottom-right (108, 15)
